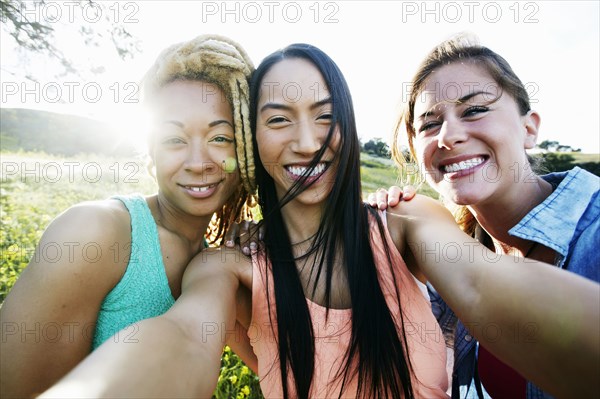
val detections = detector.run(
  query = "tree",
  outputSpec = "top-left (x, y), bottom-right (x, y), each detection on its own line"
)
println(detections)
top-left (539, 153), bottom-right (575, 173)
top-left (1, 0), bottom-right (140, 79)
top-left (362, 138), bottom-right (391, 158)
top-left (537, 140), bottom-right (581, 153)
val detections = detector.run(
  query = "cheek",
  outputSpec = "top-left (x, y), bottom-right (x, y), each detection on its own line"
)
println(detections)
top-left (413, 138), bottom-right (432, 169)
top-left (152, 153), bottom-right (174, 175)
top-left (256, 131), bottom-right (277, 165)
top-left (224, 169), bottom-right (240, 187)
top-left (329, 127), bottom-right (342, 152)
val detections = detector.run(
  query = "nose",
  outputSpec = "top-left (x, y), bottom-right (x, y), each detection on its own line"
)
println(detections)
top-left (437, 118), bottom-right (468, 150)
top-left (291, 120), bottom-right (322, 156)
top-left (184, 141), bottom-right (218, 176)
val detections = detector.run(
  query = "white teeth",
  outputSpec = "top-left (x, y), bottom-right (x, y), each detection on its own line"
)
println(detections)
top-left (287, 163), bottom-right (327, 177)
top-left (443, 157), bottom-right (485, 173)
top-left (188, 185), bottom-right (213, 192)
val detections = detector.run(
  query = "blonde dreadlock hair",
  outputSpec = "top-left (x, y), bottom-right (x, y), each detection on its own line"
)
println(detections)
top-left (142, 34), bottom-right (257, 244)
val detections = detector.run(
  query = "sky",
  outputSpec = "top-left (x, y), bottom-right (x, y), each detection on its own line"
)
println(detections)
top-left (1, 0), bottom-right (599, 153)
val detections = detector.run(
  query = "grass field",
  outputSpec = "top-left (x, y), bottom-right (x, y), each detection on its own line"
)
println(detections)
top-left (570, 152), bottom-right (600, 163)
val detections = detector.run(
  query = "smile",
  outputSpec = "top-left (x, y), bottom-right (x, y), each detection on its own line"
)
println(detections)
top-left (185, 185), bottom-right (217, 192)
top-left (285, 162), bottom-right (329, 178)
top-left (179, 181), bottom-right (222, 198)
top-left (441, 157), bottom-right (486, 174)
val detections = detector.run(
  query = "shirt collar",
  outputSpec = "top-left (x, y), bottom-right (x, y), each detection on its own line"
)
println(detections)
top-left (508, 167), bottom-right (598, 256)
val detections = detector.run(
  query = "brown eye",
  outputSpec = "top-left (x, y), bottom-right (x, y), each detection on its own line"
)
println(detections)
top-left (267, 116), bottom-right (288, 124)
top-left (418, 121), bottom-right (441, 133)
top-left (463, 106), bottom-right (489, 117)
top-left (162, 137), bottom-right (185, 145)
top-left (211, 136), bottom-right (233, 144)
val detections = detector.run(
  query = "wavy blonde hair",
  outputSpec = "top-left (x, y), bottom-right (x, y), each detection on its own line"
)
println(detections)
top-left (392, 33), bottom-right (532, 235)
top-left (142, 34), bottom-right (257, 244)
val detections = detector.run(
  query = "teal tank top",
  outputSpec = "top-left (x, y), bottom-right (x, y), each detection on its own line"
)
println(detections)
top-left (92, 194), bottom-right (175, 349)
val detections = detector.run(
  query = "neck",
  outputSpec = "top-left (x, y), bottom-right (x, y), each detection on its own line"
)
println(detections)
top-left (468, 176), bottom-right (553, 254)
top-left (279, 200), bottom-right (324, 245)
top-left (152, 193), bottom-right (212, 250)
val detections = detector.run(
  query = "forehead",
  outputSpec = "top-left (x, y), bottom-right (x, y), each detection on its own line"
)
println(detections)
top-left (415, 62), bottom-right (500, 106)
top-left (153, 80), bottom-right (231, 114)
top-left (258, 58), bottom-right (330, 104)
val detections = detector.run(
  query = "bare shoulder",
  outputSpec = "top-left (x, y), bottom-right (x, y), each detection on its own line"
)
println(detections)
top-left (11, 198), bottom-right (132, 296)
top-left (51, 198), bottom-right (131, 242)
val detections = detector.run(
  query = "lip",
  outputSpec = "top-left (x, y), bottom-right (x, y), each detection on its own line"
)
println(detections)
top-left (437, 154), bottom-right (489, 180)
top-left (284, 162), bottom-right (331, 185)
top-left (178, 181), bottom-right (222, 199)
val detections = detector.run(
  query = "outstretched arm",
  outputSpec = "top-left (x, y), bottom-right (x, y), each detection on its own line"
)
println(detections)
top-left (0, 201), bottom-right (130, 399)
top-left (388, 195), bottom-right (600, 399)
top-left (40, 248), bottom-right (250, 399)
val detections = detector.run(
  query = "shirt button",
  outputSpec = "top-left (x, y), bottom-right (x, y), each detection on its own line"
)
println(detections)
top-left (465, 334), bottom-right (473, 342)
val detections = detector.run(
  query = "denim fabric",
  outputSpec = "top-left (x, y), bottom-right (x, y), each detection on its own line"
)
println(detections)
top-left (429, 167), bottom-right (600, 399)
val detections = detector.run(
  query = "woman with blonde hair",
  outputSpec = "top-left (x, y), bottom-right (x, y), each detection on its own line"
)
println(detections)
top-left (0, 34), bottom-right (258, 399)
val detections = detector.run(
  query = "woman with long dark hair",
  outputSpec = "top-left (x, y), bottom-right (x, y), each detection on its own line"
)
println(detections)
top-left (246, 44), bottom-right (447, 398)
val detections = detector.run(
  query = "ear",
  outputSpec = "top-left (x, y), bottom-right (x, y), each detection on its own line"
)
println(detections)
top-left (523, 110), bottom-right (541, 149)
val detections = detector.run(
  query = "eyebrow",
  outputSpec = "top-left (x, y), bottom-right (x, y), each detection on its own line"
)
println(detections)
top-left (208, 119), bottom-right (233, 128)
top-left (162, 119), bottom-right (233, 128)
top-left (417, 91), bottom-right (493, 120)
top-left (163, 120), bottom-right (184, 128)
top-left (259, 96), bottom-right (333, 113)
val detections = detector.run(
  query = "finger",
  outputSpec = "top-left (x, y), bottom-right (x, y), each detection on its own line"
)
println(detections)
top-left (246, 221), bottom-right (260, 254)
top-left (402, 185), bottom-right (417, 201)
top-left (224, 222), bottom-right (240, 247)
top-left (367, 193), bottom-right (378, 207)
top-left (258, 224), bottom-right (265, 241)
top-left (239, 220), bottom-right (252, 252)
top-left (376, 187), bottom-right (390, 210)
top-left (387, 186), bottom-right (404, 207)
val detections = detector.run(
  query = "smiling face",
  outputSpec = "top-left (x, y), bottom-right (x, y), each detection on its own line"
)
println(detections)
top-left (255, 58), bottom-right (339, 206)
top-left (150, 80), bottom-right (240, 217)
top-left (411, 62), bottom-right (540, 206)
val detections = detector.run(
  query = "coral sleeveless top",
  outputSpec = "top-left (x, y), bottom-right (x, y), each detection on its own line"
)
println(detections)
top-left (249, 212), bottom-right (449, 398)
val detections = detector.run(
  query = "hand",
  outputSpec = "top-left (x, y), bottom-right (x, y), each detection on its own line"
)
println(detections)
top-left (223, 220), bottom-right (264, 255)
top-left (366, 185), bottom-right (417, 210)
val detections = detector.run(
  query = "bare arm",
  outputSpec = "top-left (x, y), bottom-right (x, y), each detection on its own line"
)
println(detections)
top-left (388, 195), bottom-right (600, 399)
top-left (39, 247), bottom-right (251, 399)
top-left (0, 201), bottom-right (129, 398)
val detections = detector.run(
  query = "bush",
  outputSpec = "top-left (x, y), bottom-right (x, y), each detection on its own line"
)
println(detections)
top-left (213, 346), bottom-right (263, 399)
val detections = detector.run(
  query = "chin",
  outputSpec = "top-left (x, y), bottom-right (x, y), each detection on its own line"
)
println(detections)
top-left (439, 187), bottom-right (477, 206)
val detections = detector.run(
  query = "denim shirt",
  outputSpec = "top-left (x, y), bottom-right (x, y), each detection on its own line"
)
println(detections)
top-left (429, 167), bottom-right (600, 399)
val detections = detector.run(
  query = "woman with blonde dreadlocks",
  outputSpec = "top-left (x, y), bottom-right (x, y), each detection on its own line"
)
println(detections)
top-left (0, 34), bottom-right (258, 399)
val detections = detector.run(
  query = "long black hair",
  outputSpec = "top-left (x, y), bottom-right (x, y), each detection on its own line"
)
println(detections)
top-left (250, 44), bottom-right (415, 399)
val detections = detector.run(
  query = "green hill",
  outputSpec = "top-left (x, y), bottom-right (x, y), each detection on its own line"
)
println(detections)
top-left (0, 108), bottom-right (136, 156)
